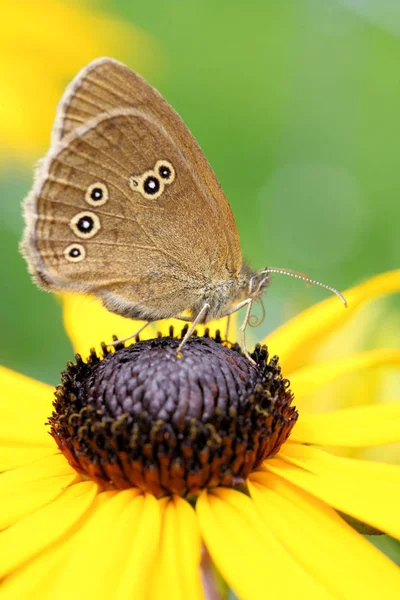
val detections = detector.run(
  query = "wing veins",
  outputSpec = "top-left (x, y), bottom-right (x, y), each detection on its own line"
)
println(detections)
top-left (38, 195), bottom-right (165, 222)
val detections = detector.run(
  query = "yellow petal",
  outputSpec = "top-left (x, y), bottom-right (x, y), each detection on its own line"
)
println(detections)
top-left (150, 497), bottom-right (203, 600)
top-left (47, 489), bottom-right (149, 599)
top-left (0, 445), bottom-right (57, 471)
top-left (265, 448), bottom-right (400, 539)
top-left (290, 348), bottom-right (400, 406)
top-left (0, 454), bottom-right (78, 528)
top-left (291, 402), bottom-right (400, 447)
top-left (279, 443), bottom-right (400, 482)
top-left (0, 473), bottom-right (78, 530)
top-left (62, 294), bottom-right (151, 357)
top-left (0, 452), bottom-right (75, 485)
top-left (0, 367), bottom-right (54, 447)
top-left (196, 488), bottom-right (333, 600)
top-left (248, 472), bottom-right (400, 598)
top-left (0, 480), bottom-right (97, 578)
top-left (265, 270), bottom-right (400, 373)
top-left (0, 458), bottom-right (79, 530)
top-left (62, 293), bottom-right (237, 358)
top-left (0, 531), bottom-right (74, 599)
top-left (0, 491), bottom-right (113, 599)
top-left (115, 494), bottom-right (162, 600)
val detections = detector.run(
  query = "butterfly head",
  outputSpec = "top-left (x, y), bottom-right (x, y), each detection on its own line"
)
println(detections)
top-left (247, 268), bottom-right (271, 301)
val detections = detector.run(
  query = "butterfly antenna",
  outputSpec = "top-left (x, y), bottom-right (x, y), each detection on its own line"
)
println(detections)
top-left (259, 267), bottom-right (348, 307)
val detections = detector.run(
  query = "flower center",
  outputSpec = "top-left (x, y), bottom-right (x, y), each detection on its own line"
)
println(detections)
top-left (50, 334), bottom-right (298, 497)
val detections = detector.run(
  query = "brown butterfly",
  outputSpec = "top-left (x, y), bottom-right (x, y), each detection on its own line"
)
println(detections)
top-left (21, 58), bottom-right (346, 362)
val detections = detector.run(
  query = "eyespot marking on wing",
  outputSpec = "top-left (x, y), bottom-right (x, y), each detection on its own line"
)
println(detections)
top-left (143, 174), bottom-right (161, 196)
top-left (70, 211), bottom-right (101, 239)
top-left (64, 243), bottom-right (86, 262)
top-left (155, 160), bottom-right (175, 184)
top-left (128, 160), bottom-right (175, 200)
top-left (85, 182), bottom-right (109, 206)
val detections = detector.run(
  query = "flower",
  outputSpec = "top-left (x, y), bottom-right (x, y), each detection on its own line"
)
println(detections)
top-left (1, 270), bottom-right (400, 599)
top-left (0, 0), bottom-right (155, 163)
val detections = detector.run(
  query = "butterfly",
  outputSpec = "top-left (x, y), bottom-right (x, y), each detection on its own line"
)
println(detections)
top-left (21, 58), bottom-right (346, 362)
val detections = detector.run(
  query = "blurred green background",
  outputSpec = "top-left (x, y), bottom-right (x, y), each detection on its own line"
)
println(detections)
top-left (1, 0), bottom-right (399, 384)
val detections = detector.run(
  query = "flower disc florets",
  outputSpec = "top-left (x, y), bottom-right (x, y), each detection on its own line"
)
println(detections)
top-left (50, 333), bottom-right (298, 497)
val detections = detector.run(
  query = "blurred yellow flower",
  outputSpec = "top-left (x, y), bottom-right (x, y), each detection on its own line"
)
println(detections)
top-left (1, 271), bottom-right (399, 598)
top-left (267, 271), bottom-right (400, 464)
top-left (0, 0), bottom-right (155, 162)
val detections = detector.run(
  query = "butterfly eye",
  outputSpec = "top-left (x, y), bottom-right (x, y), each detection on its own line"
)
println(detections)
top-left (64, 243), bottom-right (86, 262)
top-left (155, 160), bottom-right (175, 184)
top-left (70, 211), bottom-right (101, 239)
top-left (85, 182), bottom-right (108, 206)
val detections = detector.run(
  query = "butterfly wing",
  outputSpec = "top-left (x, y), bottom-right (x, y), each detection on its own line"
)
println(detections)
top-left (22, 111), bottom-right (240, 320)
top-left (22, 59), bottom-right (243, 320)
top-left (52, 57), bottom-right (241, 269)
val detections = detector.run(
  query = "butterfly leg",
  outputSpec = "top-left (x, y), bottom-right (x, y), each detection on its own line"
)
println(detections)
top-left (176, 303), bottom-right (211, 357)
top-left (107, 321), bottom-right (151, 347)
top-left (239, 300), bottom-right (255, 364)
top-left (225, 298), bottom-right (255, 364)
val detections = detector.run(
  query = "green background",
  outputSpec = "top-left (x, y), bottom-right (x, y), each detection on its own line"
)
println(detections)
top-left (1, 0), bottom-right (399, 384)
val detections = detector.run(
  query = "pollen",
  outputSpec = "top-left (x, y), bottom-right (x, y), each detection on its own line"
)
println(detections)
top-left (49, 333), bottom-right (298, 498)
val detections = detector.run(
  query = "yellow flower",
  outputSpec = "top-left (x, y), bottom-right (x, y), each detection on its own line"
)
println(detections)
top-left (1, 271), bottom-right (400, 599)
top-left (0, 0), bottom-right (155, 162)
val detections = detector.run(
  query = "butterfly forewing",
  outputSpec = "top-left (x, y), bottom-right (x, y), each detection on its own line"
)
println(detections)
top-left (52, 58), bottom-right (242, 270)
top-left (23, 107), bottom-right (240, 319)
top-left (22, 58), bottom-right (243, 321)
